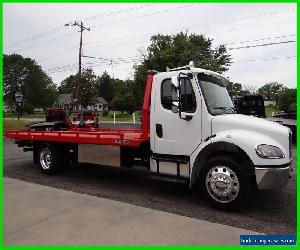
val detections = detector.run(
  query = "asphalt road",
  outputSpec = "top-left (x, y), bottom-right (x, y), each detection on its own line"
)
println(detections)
top-left (3, 137), bottom-right (296, 235)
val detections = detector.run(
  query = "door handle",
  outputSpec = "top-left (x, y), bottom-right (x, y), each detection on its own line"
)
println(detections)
top-left (156, 124), bottom-right (163, 138)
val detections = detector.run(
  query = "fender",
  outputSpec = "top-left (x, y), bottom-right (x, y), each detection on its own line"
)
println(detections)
top-left (189, 130), bottom-right (289, 188)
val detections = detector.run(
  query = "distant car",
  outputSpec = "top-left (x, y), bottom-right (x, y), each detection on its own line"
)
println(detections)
top-left (72, 111), bottom-right (98, 128)
top-left (233, 95), bottom-right (266, 118)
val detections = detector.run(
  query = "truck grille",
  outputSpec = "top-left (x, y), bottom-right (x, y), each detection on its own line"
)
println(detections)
top-left (289, 130), bottom-right (292, 159)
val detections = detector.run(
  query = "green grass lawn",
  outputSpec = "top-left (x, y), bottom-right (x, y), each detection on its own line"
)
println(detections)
top-left (3, 119), bottom-right (31, 131)
top-left (3, 111), bottom-right (141, 122)
top-left (3, 112), bottom-right (45, 118)
top-left (265, 106), bottom-right (280, 117)
top-left (99, 112), bottom-right (141, 122)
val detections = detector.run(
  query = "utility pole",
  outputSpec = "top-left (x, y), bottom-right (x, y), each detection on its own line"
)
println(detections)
top-left (65, 21), bottom-right (90, 110)
top-left (110, 59), bottom-right (114, 79)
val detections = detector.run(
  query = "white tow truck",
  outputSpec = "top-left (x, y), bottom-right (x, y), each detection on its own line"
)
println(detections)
top-left (5, 62), bottom-right (292, 209)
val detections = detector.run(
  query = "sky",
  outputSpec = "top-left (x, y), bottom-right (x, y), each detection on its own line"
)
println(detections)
top-left (3, 3), bottom-right (297, 90)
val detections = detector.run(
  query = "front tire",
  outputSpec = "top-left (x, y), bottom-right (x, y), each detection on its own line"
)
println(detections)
top-left (39, 143), bottom-right (63, 174)
top-left (200, 155), bottom-right (251, 210)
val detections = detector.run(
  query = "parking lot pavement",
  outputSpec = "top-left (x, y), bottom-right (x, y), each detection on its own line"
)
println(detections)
top-left (3, 137), bottom-right (296, 235)
top-left (4, 177), bottom-right (258, 246)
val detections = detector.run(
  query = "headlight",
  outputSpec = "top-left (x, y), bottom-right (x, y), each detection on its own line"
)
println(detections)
top-left (255, 144), bottom-right (285, 159)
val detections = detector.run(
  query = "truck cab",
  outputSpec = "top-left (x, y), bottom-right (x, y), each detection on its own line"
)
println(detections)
top-left (149, 62), bottom-right (291, 208)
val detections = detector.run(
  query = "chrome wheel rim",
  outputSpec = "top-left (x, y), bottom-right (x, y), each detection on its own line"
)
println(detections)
top-left (206, 165), bottom-right (240, 203)
top-left (40, 147), bottom-right (52, 170)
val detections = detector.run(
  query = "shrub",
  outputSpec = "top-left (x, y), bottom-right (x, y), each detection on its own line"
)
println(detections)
top-left (102, 110), bottom-right (109, 116)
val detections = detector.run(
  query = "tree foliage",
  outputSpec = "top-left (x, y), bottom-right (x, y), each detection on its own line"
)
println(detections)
top-left (278, 88), bottom-right (296, 112)
top-left (112, 79), bottom-right (136, 114)
top-left (96, 71), bottom-right (114, 105)
top-left (4, 54), bottom-right (57, 113)
top-left (257, 82), bottom-right (284, 102)
top-left (79, 69), bottom-right (98, 108)
top-left (133, 32), bottom-right (232, 106)
top-left (58, 75), bottom-right (76, 95)
top-left (227, 82), bottom-right (250, 98)
top-left (58, 68), bottom-right (98, 109)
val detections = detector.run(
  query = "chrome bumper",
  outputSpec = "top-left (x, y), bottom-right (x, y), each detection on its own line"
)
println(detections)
top-left (255, 163), bottom-right (291, 190)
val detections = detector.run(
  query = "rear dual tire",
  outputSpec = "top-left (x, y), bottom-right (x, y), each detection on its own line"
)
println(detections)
top-left (38, 143), bottom-right (65, 174)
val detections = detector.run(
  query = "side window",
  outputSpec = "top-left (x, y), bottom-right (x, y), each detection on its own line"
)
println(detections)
top-left (161, 79), bottom-right (172, 110)
top-left (180, 78), bottom-right (197, 113)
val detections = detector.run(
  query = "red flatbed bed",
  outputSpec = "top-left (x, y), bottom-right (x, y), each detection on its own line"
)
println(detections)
top-left (4, 74), bottom-right (154, 149)
top-left (5, 127), bottom-right (149, 148)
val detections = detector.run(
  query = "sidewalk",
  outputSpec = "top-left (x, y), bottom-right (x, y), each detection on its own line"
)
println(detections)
top-left (4, 177), bottom-right (258, 246)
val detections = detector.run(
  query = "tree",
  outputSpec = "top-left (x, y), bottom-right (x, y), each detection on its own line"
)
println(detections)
top-left (257, 82), bottom-right (284, 102)
top-left (79, 69), bottom-right (98, 108)
top-left (112, 79), bottom-right (136, 114)
top-left (227, 82), bottom-right (250, 97)
top-left (278, 88), bottom-right (296, 112)
top-left (96, 71), bottom-right (114, 106)
top-left (58, 75), bottom-right (76, 94)
top-left (58, 68), bottom-right (98, 109)
top-left (4, 53), bottom-right (57, 113)
top-left (133, 32), bottom-right (232, 106)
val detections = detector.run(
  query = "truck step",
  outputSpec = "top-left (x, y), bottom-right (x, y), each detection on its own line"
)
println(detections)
top-left (148, 174), bottom-right (189, 185)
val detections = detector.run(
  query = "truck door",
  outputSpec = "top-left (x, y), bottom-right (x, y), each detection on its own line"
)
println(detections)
top-left (151, 74), bottom-right (202, 158)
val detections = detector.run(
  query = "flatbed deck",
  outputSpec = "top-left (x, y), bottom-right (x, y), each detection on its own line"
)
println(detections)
top-left (4, 127), bottom-right (149, 148)
top-left (4, 74), bottom-right (153, 149)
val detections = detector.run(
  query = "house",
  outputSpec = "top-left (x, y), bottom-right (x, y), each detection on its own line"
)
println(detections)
top-left (264, 100), bottom-right (277, 106)
top-left (87, 97), bottom-right (108, 112)
top-left (55, 94), bottom-right (108, 112)
top-left (55, 94), bottom-right (74, 110)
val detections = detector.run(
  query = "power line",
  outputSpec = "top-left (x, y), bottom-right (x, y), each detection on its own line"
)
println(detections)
top-left (37, 45), bottom-right (79, 62)
top-left (48, 37), bottom-right (297, 73)
top-left (222, 34), bottom-right (296, 46)
top-left (83, 20), bottom-right (295, 50)
top-left (46, 36), bottom-right (296, 74)
top-left (4, 26), bottom-right (65, 49)
top-left (234, 55), bottom-right (296, 63)
top-left (4, 4), bottom-right (156, 49)
top-left (7, 7), bottom-right (295, 54)
top-left (6, 4), bottom-right (193, 53)
top-left (83, 3), bottom-right (155, 22)
top-left (83, 8), bottom-right (295, 47)
top-left (46, 53), bottom-right (296, 74)
top-left (13, 32), bottom-right (78, 53)
top-left (35, 32), bottom-right (296, 64)
top-left (89, 4), bottom-right (196, 29)
top-left (228, 40), bottom-right (296, 50)
top-left (46, 54), bottom-right (143, 73)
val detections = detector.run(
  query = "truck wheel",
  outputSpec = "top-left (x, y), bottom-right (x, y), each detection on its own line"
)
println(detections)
top-left (200, 155), bottom-right (250, 210)
top-left (39, 143), bottom-right (63, 174)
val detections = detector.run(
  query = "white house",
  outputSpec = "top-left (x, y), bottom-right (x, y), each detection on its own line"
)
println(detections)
top-left (264, 100), bottom-right (277, 106)
top-left (55, 94), bottom-right (108, 111)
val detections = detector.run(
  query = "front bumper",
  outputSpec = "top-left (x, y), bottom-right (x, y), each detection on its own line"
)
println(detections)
top-left (255, 163), bottom-right (291, 190)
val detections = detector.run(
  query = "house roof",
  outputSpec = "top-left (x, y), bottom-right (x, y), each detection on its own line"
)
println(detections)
top-left (97, 96), bottom-right (108, 105)
top-left (56, 94), bottom-right (72, 105)
top-left (56, 94), bottom-right (108, 105)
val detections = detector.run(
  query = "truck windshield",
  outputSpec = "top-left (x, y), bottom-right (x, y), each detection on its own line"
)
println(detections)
top-left (197, 73), bottom-right (234, 115)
